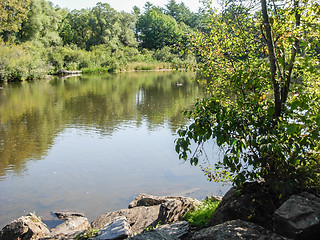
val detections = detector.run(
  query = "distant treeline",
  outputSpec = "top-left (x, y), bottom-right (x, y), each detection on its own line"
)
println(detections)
top-left (0, 0), bottom-right (207, 82)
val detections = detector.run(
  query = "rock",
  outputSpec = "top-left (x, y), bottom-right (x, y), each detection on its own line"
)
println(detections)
top-left (273, 192), bottom-right (320, 240)
top-left (128, 194), bottom-right (200, 209)
top-left (128, 194), bottom-right (170, 208)
top-left (129, 229), bottom-right (178, 240)
top-left (95, 216), bottom-right (133, 240)
top-left (50, 216), bottom-right (90, 236)
top-left (92, 205), bottom-right (160, 235)
top-left (156, 221), bottom-right (190, 239)
top-left (0, 213), bottom-right (50, 240)
top-left (157, 198), bottom-right (200, 224)
top-left (54, 211), bottom-right (85, 220)
top-left (210, 182), bottom-right (278, 229)
top-left (191, 219), bottom-right (290, 240)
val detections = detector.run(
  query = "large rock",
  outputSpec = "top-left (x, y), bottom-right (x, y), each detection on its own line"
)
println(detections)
top-left (129, 229), bottom-right (177, 240)
top-left (157, 198), bottom-right (200, 224)
top-left (156, 221), bottom-right (190, 239)
top-left (210, 182), bottom-right (278, 229)
top-left (129, 221), bottom-right (190, 240)
top-left (273, 192), bottom-right (320, 240)
top-left (0, 213), bottom-right (50, 240)
top-left (191, 219), bottom-right (290, 240)
top-left (54, 211), bottom-right (85, 220)
top-left (95, 216), bottom-right (133, 240)
top-left (92, 205), bottom-right (160, 234)
top-left (128, 194), bottom-right (200, 209)
top-left (50, 216), bottom-right (90, 236)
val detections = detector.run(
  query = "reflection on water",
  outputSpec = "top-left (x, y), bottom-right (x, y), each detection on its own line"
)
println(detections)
top-left (0, 71), bottom-right (229, 228)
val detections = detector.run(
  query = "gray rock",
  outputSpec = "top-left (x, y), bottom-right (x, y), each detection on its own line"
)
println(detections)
top-left (129, 229), bottom-right (177, 240)
top-left (50, 216), bottom-right (90, 236)
top-left (273, 192), bottom-right (320, 239)
top-left (210, 182), bottom-right (278, 229)
top-left (54, 211), bottom-right (85, 220)
top-left (157, 198), bottom-right (199, 224)
top-left (0, 213), bottom-right (50, 240)
top-left (92, 205), bottom-right (160, 235)
top-left (95, 216), bottom-right (133, 240)
top-left (156, 221), bottom-right (190, 238)
top-left (191, 219), bottom-right (290, 240)
top-left (128, 194), bottom-right (201, 209)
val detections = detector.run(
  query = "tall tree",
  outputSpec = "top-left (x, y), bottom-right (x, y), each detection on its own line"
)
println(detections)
top-left (19, 0), bottom-right (62, 46)
top-left (176, 0), bottom-right (320, 194)
top-left (136, 8), bottom-right (185, 49)
top-left (0, 0), bottom-right (31, 33)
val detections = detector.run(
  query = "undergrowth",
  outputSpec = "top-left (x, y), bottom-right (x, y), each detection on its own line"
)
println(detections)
top-left (184, 197), bottom-right (220, 228)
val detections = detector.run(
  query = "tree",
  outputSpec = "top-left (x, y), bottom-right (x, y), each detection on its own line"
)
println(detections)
top-left (165, 0), bottom-right (199, 28)
top-left (0, 0), bottom-right (31, 34)
top-left (59, 9), bottom-right (91, 48)
top-left (136, 7), bottom-right (186, 49)
top-left (19, 0), bottom-right (62, 46)
top-left (175, 0), bottom-right (320, 195)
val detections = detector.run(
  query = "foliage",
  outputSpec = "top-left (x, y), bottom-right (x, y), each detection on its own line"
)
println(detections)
top-left (0, 0), bottom-right (202, 81)
top-left (176, 0), bottom-right (320, 195)
top-left (136, 7), bottom-right (189, 49)
top-left (0, 0), bottom-right (31, 33)
top-left (75, 228), bottom-right (99, 240)
top-left (184, 197), bottom-right (220, 228)
top-left (18, 0), bottom-right (62, 46)
top-left (0, 41), bottom-right (51, 82)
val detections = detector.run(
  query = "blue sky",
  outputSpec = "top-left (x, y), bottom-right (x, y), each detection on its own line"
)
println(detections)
top-left (49, 0), bottom-right (206, 13)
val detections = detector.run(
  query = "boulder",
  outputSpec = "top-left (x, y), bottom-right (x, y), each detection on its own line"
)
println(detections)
top-left (54, 211), bottom-right (85, 220)
top-left (129, 229), bottom-right (177, 240)
top-left (156, 221), bottom-right (190, 239)
top-left (95, 216), bottom-right (133, 240)
top-left (128, 194), bottom-right (200, 209)
top-left (273, 192), bottom-right (320, 240)
top-left (92, 205), bottom-right (160, 235)
top-left (157, 198), bottom-right (200, 224)
top-left (191, 219), bottom-right (290, 240)
top-left (50, 216), bottom-right (90, 236)
top-left (210, 182), bottom-right (278, 229)
top-left (0, 213), bottom-right (50, 240)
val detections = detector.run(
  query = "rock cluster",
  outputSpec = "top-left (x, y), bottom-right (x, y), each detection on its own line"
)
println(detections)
top-left (0, 194), bottom-right (199, 240)
top-left (1, 188), bottom-right (320, 240)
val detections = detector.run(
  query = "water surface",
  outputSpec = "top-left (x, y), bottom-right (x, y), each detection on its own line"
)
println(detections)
top-left (0, 71), bottom-right (229, 228)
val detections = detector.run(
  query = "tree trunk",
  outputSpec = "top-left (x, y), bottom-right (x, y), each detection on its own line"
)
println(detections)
top-left (260, 0), bottom-right (281, 120)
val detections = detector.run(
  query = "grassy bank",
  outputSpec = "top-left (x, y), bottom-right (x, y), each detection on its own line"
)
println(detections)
top-left (0, 42), bottom-right (195, 83)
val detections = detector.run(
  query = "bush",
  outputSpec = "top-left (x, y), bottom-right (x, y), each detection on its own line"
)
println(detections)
top-left (184, 197), bottom-right (220, 228)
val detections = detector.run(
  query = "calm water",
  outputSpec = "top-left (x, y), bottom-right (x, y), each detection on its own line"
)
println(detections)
top-left (0, 71), bottom-right (229, 228)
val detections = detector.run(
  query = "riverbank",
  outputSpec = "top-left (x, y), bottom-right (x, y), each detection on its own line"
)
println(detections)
top-left (1, 183), bottom-right (320, 239)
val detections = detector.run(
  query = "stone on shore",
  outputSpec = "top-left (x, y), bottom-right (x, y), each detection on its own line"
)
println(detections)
top-left (92, 206), bottom-right (160, 235)
top-left (92, 194), bottom-right (200, 235)
top-left (273, 192), bottom-right (320, 240)
top-left (156, 221), bottom-right (190, 239)
top-left (191, 219), bottom-right (290, 240)
top-left (95, 216), bottom-right (133, 240)
top-left (157, 198), bottom-right (199, 224)
top-left (0, 213), bottom-right (50, 240)
top-left (54, 211), bottom-right (85, 220)
top-left (50, 216), bottom-right (90, 236)
top-left (128, 194), bottom-right (200, 209)
top-left (210, 182), bottom-right (278, 229)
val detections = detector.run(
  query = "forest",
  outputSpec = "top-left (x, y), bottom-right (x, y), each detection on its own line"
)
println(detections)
top-left (0, 0), bottom-right (206, 82)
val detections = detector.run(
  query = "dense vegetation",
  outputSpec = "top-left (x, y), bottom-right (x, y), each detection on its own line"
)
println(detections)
top-left (176, 0), bottom-right (320, 197)
top-left (0, 0), bottom-right (204, 82)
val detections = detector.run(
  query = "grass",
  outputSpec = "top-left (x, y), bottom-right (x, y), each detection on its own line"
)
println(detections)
top-left (75, 228), bottom-right (99, 240)
top-left (184, 197), bottom-right (221, 228)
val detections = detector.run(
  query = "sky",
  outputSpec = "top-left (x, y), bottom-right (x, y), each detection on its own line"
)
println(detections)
top-left (49, 0), bottom-right (205, 13)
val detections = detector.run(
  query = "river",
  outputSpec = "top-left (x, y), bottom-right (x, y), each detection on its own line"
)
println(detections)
top-left (0, 71), bottom-right (229, 229)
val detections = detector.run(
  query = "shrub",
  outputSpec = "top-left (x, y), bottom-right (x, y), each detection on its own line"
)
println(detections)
top-left (184, 197), bottom-right (220, 228)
